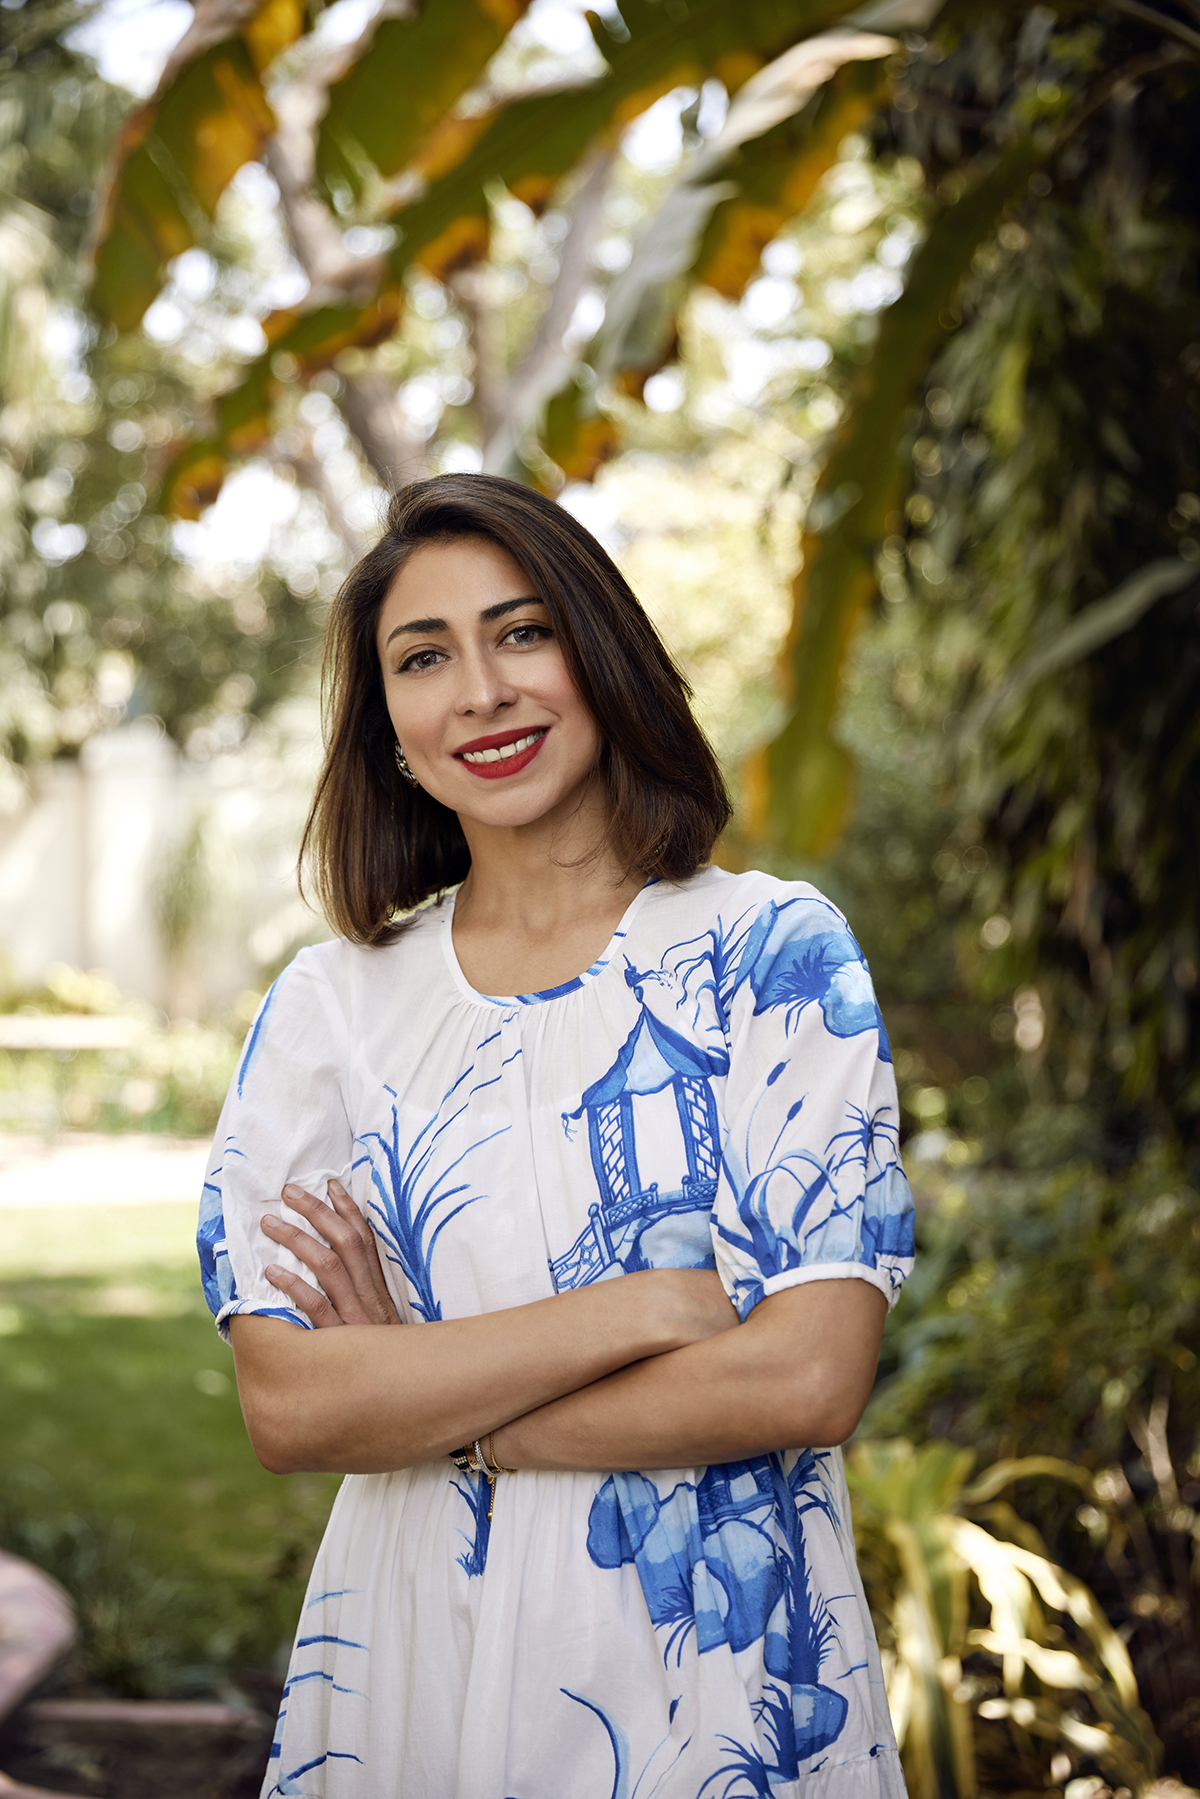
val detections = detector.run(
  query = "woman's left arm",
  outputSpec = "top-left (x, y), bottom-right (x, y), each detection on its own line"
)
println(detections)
top-left (491, 1276), bottom-right (886, 1471)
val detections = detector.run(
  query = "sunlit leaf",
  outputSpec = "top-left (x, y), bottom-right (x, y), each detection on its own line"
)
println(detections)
top-left (89, 0), bottom-right (306, 331)
top-left (961, 1454), bottom-right (1092, 1505)
top-left (243, 0), bottom-right (306, 74)
top-left (159, 439), bottom-right (228, 520)
top-left (581, 38), bottom-right (893, 397)
top-left (315, 0), bottom-right (533, 207)
top-left (696, 53), bottom-right (890, 300)
top-left (968, 1629), bottom-right (1099, 1691)
top-left (755, 138), bottom-right (1045, 856)
top-left (539, 372), bottom-right (620, 482)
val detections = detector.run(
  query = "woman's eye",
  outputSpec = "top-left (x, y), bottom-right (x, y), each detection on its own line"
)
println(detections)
top-left (504, 622), bottom-right (551, 647)
top-left (398, 647), bottom-right (444, 673)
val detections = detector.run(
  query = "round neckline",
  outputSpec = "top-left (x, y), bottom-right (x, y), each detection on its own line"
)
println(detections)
top-left (440, 879), bottom-right (657, 1009)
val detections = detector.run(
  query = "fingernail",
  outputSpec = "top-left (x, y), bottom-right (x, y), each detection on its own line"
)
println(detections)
top-left (262, 1213), bottom-right (279, 1229)
top-left (282, 1184), bottom-right (303, 1202)
top-left (265, 1263), bottom-right (284, 1280)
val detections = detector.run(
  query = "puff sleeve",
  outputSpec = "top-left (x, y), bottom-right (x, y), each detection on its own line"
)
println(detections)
top-left (710, 888), bottom-right (914, 1321)
top-left (197, 946), bottom-right (352, 1338)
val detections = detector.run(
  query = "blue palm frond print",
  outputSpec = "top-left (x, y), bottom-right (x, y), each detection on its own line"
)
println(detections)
top-left (827, 1103), bottom-right (899, 1180)
top-left (628, 907), bottom-right (758, 1042)
top-left (267, 1748), bottom-right (364, 1796)
top-left (451, 1472), bottom-right (492, 1577)
top-left (542, 1689), bottom-right (691, 1799)
top-left (354, 1045), bottom-right (513, 1321)
top-left (697, 1675), bottom-right (849, 1795)
top-left (698, 1683), bottom-right (798, 1796)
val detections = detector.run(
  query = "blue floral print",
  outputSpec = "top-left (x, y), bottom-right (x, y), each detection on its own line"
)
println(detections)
top-left (198, 870), bottom-right (912, 1796)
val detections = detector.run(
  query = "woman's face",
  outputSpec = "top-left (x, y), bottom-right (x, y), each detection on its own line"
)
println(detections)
top-left (375, 535), bottom-right (603, 832)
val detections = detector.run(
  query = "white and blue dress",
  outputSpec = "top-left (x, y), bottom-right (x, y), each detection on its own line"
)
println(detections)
top-left (199, 867), bottom-right (914, 1798)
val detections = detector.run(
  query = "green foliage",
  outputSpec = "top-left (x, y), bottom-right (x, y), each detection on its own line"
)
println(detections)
top-left (0, 4), bottom-right (327, 769)
top-left (0, 963), bottom-right (246, 1134)
top-left (761, 134), bottom-right (1043, 857)
top-left (860, 10), bottom-right (1200, 1145)
top-left (874, 1160), bottom-right (1199, 1470)
top-left (847, 1437), bottom-right (1160, 1798)
top-left (868, 1154), bottom-right (1200, 1779)
top-left (0, 1269), bottom-right (338, 1694)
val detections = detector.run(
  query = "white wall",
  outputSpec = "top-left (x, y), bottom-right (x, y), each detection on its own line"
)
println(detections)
top-left (0, 718), bottom-right (326, 1013)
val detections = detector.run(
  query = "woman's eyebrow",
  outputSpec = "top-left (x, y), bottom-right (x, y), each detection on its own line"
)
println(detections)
top-left (384, 595), bottom-right (544, 647)
top-left (479, 595), bottom-right (542, 623)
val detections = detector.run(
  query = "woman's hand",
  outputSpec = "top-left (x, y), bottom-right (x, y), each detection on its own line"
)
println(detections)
top-left (262, 1180), bottom-right (402, 1327)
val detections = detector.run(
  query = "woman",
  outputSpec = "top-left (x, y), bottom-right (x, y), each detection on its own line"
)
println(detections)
top-left (199, 473), bottom-right (915, 1798)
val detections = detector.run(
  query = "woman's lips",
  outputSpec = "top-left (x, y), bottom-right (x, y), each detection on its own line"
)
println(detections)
top-left (455, 727), bottom-right (548, 780)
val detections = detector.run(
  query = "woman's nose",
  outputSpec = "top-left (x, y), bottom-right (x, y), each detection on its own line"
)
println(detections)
top-left (453, 651), bottom-right (518, 716)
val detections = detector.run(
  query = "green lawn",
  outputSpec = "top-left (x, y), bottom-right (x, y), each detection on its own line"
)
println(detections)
top-left (0, 1199), bottom-right (339, 1696)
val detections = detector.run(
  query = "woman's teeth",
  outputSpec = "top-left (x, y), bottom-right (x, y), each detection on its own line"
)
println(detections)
top-left (460, 730), bottom-right (545, 765)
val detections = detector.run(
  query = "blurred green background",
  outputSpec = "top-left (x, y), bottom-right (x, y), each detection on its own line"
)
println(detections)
top-left (1, 0), bottom-right (1198, 1794)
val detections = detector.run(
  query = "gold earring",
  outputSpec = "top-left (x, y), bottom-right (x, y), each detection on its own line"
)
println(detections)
top-left (393, 742), bottom-right (419, 787)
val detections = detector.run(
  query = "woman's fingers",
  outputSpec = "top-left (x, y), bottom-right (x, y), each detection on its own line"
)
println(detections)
top-left (289, 1180), bottom-right (399, 1324)
top-left (262, 1189), bottom-right (369, 1322)
top-left (325, 1180), bottom-right (401, 1324)
top-left (262, 1182), bottom-right (400, 1326)
top-left (264, 1261), bottom-right (344, 1328)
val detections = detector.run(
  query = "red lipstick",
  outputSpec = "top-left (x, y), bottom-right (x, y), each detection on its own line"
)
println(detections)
top-left (454, 726), bottom-right (548, 780)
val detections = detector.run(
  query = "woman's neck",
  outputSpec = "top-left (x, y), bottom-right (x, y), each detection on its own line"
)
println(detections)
top-left (450, 792), bottom-right (645, 996)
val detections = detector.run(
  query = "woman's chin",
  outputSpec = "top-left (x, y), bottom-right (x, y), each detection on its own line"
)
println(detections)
top-left (451, 774), bottom-right (598, 838)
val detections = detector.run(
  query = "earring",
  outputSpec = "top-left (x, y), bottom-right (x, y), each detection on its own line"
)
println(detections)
top-left (393, 742), bottom-right (419, 787)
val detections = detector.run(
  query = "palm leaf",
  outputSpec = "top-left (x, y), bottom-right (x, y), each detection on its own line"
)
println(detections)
top-left (535, 33), bottom-right (894, 473)
top-left (88, 0), bottom-right (306, 331)
top-left (155, 0), bottom-right (869, 505)
top-left (753, 137), bottom-right (1045, 856)
top-left (315, 0), bottom-right (533, 207)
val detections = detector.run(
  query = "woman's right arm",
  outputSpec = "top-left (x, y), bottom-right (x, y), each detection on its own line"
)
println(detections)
top-left (230, 1268), bottom-right (736, 1474)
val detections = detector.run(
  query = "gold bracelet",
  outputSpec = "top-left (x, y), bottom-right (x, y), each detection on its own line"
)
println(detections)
top-left (488, 1430), bottom-right (516, 1476)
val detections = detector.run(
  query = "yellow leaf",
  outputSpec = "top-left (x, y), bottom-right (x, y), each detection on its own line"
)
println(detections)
top-left (699, 60), bottom-right (889, 301)
top-left (89, 40), bottom-right (276, 331)
top-left (160, 442), bottom-right (227, 520)
top-left (968, 1629), bottom-right (1100, 1691)
top-left (242, 0), bottom-right (306, 76)
top-left (416, 213), bottom-right (492, 281)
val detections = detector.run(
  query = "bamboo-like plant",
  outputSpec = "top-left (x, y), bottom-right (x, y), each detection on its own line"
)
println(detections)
top-left (846, 1439), bottom-right (1162, 1799)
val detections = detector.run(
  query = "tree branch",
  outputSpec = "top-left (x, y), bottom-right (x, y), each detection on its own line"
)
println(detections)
top-left (266, 432), bottom-right (366, 561)
top-left (262, 15), bottom-right (426, 501)
top-left (481, 150), bottom-right (615, 474)
top-left (338, 369), bottom-right (428, 491)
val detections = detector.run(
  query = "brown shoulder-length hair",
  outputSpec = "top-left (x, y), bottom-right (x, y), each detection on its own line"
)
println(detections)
top-left (301, 472), bottom-right (731, 945)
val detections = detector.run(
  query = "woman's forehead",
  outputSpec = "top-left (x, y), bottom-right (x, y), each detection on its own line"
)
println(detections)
top-left (380, 536), bottom-right (538, 625)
